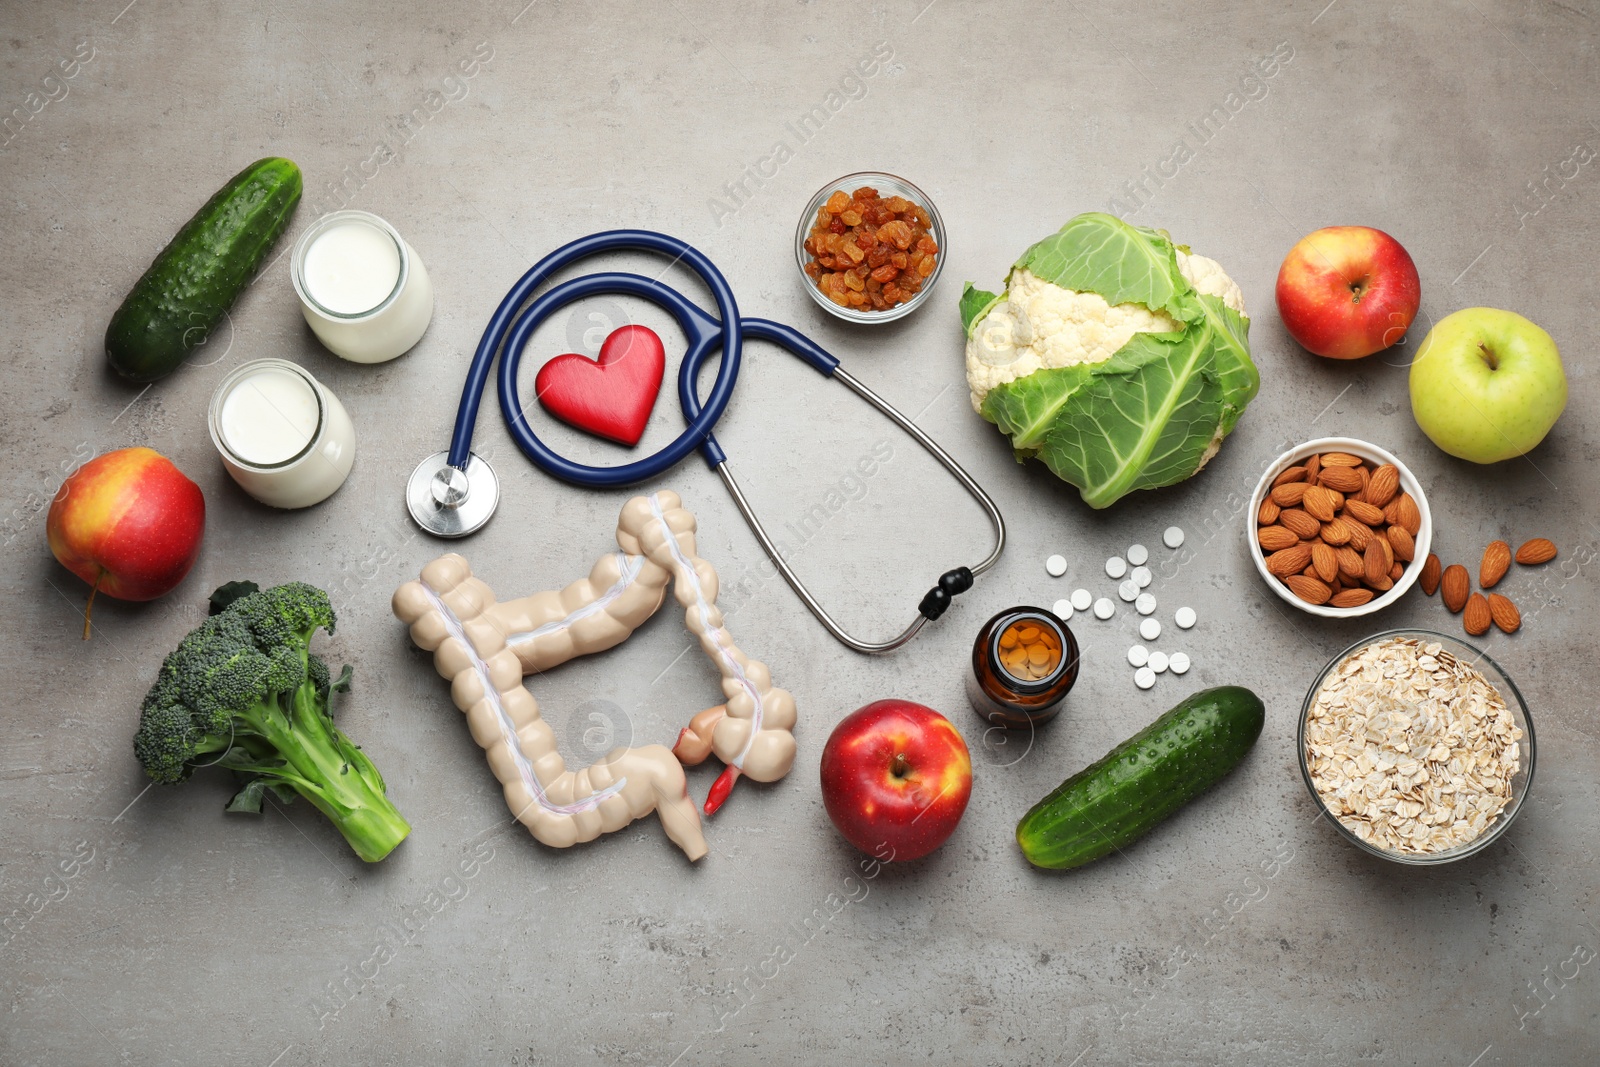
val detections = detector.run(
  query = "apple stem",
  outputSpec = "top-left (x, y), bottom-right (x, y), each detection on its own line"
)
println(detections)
top-left (1478, 342), bottom-right (1499, 371)
top-left (83, 572), bottom-right (101, 641)
top-left (890, 753), bottom-right (910, 779)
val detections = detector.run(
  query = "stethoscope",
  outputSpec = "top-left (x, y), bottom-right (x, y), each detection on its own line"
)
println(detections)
top-left (406, 230), bottom-right (1005, 654)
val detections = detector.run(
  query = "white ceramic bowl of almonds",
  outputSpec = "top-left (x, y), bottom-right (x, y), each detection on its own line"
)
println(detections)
top-left (1299, 630), bottom-right (1534, 865)
top-left (1246, 437), bottom-right (1432, 618)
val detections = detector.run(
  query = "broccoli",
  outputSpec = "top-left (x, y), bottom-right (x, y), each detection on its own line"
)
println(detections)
top-left (132, 581), bottom-right (410, 863)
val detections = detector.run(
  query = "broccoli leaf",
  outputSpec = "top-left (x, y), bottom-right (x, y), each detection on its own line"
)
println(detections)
top-left (959, 283), bottom-right (1004, 338)
top-left (330, 664), bottom-right (353, 693)
top-left (208, 580), bottom-right (260, 616)
top-left (1015, 213), bottom-right (1194, 324)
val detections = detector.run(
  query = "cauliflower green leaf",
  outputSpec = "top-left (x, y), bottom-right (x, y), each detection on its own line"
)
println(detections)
top-left (1016, 213), bottom-right (1195, 326)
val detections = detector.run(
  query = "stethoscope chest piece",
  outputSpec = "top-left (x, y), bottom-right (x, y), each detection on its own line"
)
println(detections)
top-left (406, 450), bottom-right (499, 538)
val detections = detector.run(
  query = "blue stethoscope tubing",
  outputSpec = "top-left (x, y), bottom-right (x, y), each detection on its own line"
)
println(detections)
top-left (438, 229), bottom-right (1005, 654)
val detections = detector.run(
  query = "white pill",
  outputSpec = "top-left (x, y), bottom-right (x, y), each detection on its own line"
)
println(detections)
top-left (1163, 526), bottom-right (1185, 549)
top-left (1175, 606), bottom-right (1197, 630)
top-left (1046, 554), bottom-right (1067, 577)
top-left (1105, 556), bottom-right (1127, 579)
top-left (1136, 593), bottom-right (1157, 616)
top-left (1132, 566), bottom-right (1152, 588)
top-left (1093, 597), bottom-right (1115, 620)
top-left (1127, 644), bottom-right (1149, 667)
top-left (1139, 618), bottom-right (1161, 641)
top-left (1071, 588), bottom-right (1093, 611)
top-left (1053, 599), bottom-right (1074, 621)
top-left (1169, 652), bottom-right (1191, 675)
top-left (1118, 579), bottom-right (1139, 602)
top-left (1135, 666), bottom-right (1156, 690)
top-left (1127, 544), bottom-right (1149, 566)
top-left (1148, 650), bottom-right (1169, 674)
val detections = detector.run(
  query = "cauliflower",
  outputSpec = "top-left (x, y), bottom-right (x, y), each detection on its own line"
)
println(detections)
top-left (959, 214), bottom-right (1260, 509)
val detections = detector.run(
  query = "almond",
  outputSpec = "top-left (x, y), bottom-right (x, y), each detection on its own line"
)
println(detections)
top-left (1419, 553), bottom-right (1442, 596)
top-left (1336, 546), bottom-right (1366, 579)
top-left (1266, 543), bottom-right (1314, 578)
top-left (1387, 524), bottom-right (1416, 562)
top-left (1463, 592), bottom-right (1492, 636)
top-left (1383, 497), bottom-right (1404, 527)
top-left (1394, 493), bottom-right (1422, 537)
top-left (1363, 539), bottom-right (1389, 587)
top-left (1329, 587), bottom-right (1374, 608)
top-left (1515, 538), bottom-right (1557, 566)
top-left (1368, 572), bottom-right (1394, 593)
top-left (1344, 499), bottom-right (1387, 526)
top-left (1285, 573), bottom-right (1332, 605)
top-left (1440, 564), bottom-right (1470, 613)
top-left (1302, 564), bottom-right (1320, 578)
top-left (1487, 592), bottom-right (1520, 634)
top-left (1271, 482), bottom-right (1309, 507)
top-left (1480, 540), bottom-right (1511, 589)
top-left (1258, 525), bottom-right (1300, 552)
top-left (1318, 465), bottom-right (1363, 493)
top-left (1320, 451), bottom-right (1364, 467)
top-left (1366, 464), bottom-right (1400, 508)
top-left (1320, 518), bottom-right (1353, 546)
top-left (1303, 453), bottom-right (1322, 481)
top-left (1378, 533), bottom-right (1395, 571)
top-left (1272, 465), bottom-right (1309, 488)
top-left (1345, 520), bottom-right (1373, 552)
top-left (1312, 542), bottom-right (1339, 583)
top-left (1303, 485), bottom-right (1338, 523)
top-left (1257, 499), bottom-right (1281, 525)
top-left (1279, 509), bottom-right (1322, 540)
top-left (1356, 465), bottom-right (1371, 501)
top-left (1388, 561), bottom-right (1404, 581)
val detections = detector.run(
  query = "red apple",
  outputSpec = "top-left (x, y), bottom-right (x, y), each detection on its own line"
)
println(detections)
top-left (1275, 226), bottom-right (1421, 359)
top-left (819, 699), bottom-right (972, 861)
top-left (46, 447), bottom-right (205, 638)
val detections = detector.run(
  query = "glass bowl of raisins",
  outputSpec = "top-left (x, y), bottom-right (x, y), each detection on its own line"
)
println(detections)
top-left (795, 172), bottom-right (945, 323)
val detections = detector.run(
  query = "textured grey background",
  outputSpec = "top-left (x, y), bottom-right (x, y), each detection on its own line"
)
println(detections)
top-left (2, 1), bottom-right (1598, 1064)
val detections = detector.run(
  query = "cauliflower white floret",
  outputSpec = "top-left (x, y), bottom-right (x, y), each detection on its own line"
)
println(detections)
top-left (966, 252), bottom-right (1247, 412)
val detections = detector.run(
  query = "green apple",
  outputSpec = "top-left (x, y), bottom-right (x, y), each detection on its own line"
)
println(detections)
top-left (1409, 308), bottom-right (1567, 464)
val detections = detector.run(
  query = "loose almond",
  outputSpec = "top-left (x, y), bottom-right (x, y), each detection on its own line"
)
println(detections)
top-left (1364, 539), bottom-right (1389, 587)
top-left (1387, 525), bottom-right (1416, 562)
top-left (1366, 464), bottom-right (1400, 508)
top-left (1463, 593), bottom-right (1492, 636)
top-left (1266, 544), bottom-right (1314, 578)
top-left (1318, 465), bottom-right (1363, 493)
top-left (1312, 542), bottom-right (1339, 584)
top-left (1515, 538), bottom-right (1557, 566)
top-left (1440, 564), bottom-right (1470, 612)
top-left (1303, 485), bottom-right (1338, 523)
top-left (1480, 540), bottom-right (1511, 589)
top-left (1320, 451), bottom-right (1364, 467)
top-left (1487, 593), bottom-right (1520, 634)
top-left (1329, 587), bottom-right (1374, 608)
top-left (1419, 553), bottom-right (1442, 596)
top-left (1271, 482), bottom-right (1309, 507)
top-left (1258, 525), bottom-right (1300, 552)
top-left (1279, 509), bottom-right (1322, 540)
top-left (1257, 499), bottom-right (1281, 525)
top-left (1285, 574), bottom-right (1332, 605)
top-left (1344, 499), bottom-right (1387, 526)
top-left (1272, 465), bottom-right (1309, 488)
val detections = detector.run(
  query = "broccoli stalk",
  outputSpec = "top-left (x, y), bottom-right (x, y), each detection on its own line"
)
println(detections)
top-left (132, 581), bottom-right (410, 863)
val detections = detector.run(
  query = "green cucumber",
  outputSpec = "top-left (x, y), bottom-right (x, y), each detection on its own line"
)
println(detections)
top-left (1016, 685), bottom-right (1264, 870)
top-left (105, 157), bottom-right (302, 382)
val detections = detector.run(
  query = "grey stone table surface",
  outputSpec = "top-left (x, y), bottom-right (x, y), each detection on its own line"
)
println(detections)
top-left (2, 1), bottom-right (1597, 1064)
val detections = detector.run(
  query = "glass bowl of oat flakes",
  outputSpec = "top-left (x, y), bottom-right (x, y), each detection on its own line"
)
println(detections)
top-left (1299, 630), bottom-right (1534, 865)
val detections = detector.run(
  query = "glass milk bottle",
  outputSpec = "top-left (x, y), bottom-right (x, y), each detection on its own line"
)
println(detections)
top-left (207, 359), bottom-right (356, 508)
top-left (290, 210), bottom-right (434, 363)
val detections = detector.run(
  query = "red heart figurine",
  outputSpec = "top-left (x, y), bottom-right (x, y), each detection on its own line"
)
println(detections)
top-left (534, 324), bottom-right (666, 447)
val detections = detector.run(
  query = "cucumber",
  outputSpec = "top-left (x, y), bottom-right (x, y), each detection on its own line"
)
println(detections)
top-left (1016, 685), bottom-right (1264, 870)
top-left (105, 157), bottom-right (302, 382)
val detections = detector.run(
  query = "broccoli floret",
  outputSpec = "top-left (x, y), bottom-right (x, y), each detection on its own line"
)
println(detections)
top-left (131, 582), bottom-right (410, 863)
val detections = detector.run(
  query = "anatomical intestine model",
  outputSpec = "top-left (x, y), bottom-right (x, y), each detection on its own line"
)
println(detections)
top-left (391, 490), bottom-right (798, 861)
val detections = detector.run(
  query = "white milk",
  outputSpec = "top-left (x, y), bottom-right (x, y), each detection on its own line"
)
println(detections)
top-left (208, 359), bottom-right (356, 509)
top-left (291, 210), bottom-right (435, 363)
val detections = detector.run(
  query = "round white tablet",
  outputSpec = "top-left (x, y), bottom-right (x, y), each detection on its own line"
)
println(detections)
top-left (1163, 526), bottom-right (1185, 549)
top-left (1175, 606), bottom-right (1197, 629)
top-left (1135, 593), bottom-right (1157, 615)
top-left (1127, 544), bottom-right (1149, 566)
top-left (1053, 599), bottom-right (1074, 621)
top-left (1105, 556), bottom-right (1127, 579)
top-left (1169, 652), bottom-right (1191, 675)
top-left (1046, 554), bottom-right (1067, 577)
top-left (1132, 566), bottom-right (1152, 588)
top-left (1127, 644), bottom-right (1149, 667)
top-left (1118, 579), bottom-right (1139, 602)
top-left (1135, 666), bottom-right (1156, 690)
top-left (1071, 588), bottom-right (1093, 611)
top-left (1148, 650), bottom-right (1169, 674)
top-left (1093, 597), bottom-right (1115, 620)
top-left (1139, 618), bottom-right (1161, 641)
